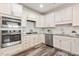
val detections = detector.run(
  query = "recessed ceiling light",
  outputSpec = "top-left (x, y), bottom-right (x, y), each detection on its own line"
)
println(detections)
top-left (40, 4), bottom-right (44, 8)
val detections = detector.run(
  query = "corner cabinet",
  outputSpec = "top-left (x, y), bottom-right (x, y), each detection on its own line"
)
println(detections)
top-left (36, 13), bottom-right (55, 27)
top-left (36, 15), bottom-right (45, 27)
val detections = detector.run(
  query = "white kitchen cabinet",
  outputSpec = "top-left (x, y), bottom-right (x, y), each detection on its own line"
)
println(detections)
top-left (23, 8), bottom-right (40, 22)
top-left (55, 6), bottom-right (72, 25)
top-left (36, 15), bottom-right (45, 27)
top-left (42, 34), bottom-right (45, 43)
top-left (0, 3), bottom-right (12, 15)
top-left (40, 15), bottom-right (45, 27)
top-left (53, 35), bottom-right (79, 55)
top-left (44, 13), bottom-right (55, 27)
top-left (38, 34), bottom-right (45, 43)
top-left (53, 35), bottom-right (71, 52)
top-left (24, 35), bottom-right (32, 47)
top-left (61, 7), bottom-right (72, 23)
top-left (22, 34), bottom-right (44, 49)
top-left (21, 17), bottom-right (26, 27)
top-left (71, 38), bottom-right (79, 55)
top-left (61, 37), bottom-right (71, 52)
top-left (22, 7), bottom-right (41, 27)
top-left (55, 10), bottom-right (62, 24)
top-left (28, 13), bottom-right (40, 21)
top-left (11, 3), bottom-right (22, 17)
top-left (53, 36), bottom-right (61, 48)
top-left (21, 7), bottom-right (28, 26)
top-left (36, 13), bottom-right (55, 27)
top-left (36, 19), bottom-right (40, 27)
top-left (31, 35), bottom-right (39, 46)
top-left (72, 4), bottom-right (79, 26)
top-left (71, 38), bottom-right (76, 54)
top-left (0, 3), bottom-right (23, 18)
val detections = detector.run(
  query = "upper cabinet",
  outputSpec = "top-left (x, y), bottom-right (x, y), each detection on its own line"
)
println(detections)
top-left (0, 3), bottom-right (12, 15)
top-left (72, 4), bottom-right (79, 26)
top-left (11, 3), bottom-right (22, 17)
top-left (36, 12), bottom-right (55, 27)
top-left (54, 9), bottom-right (62, 24)
top-left (44, 13), bottom-right (55, 27)
top-left (0, 3), bottom-right (22, 18)
top-left (55, 6), bottom-right (73, 25)
top-left (36, 15), bottom-right (45, 27)
top-left (28, 13), bottom-right (40, 21)
top-left (22, 7), bottom-right (40, 21)
top-left (22, 7), bottom-right (40, 27)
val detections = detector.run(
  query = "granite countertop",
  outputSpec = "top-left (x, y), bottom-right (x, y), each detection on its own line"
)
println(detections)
top-left (53, 34), bottom-right (79, 38)
top-left (25, 32), bottom-right (79, 38)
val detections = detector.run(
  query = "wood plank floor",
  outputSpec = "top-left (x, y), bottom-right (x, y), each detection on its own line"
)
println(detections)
top-left (15, 44), bottom-right (73, 56)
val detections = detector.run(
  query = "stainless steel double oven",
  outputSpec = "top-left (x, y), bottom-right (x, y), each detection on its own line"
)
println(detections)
top-left (1, 16), bottom-right (21, 48)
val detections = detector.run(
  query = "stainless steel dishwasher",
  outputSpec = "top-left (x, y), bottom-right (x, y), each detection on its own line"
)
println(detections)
top-left (45, 34), bottom-right (53, 46)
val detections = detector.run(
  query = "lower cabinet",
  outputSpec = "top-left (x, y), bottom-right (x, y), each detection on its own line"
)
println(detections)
top-left (53, 35), bottom-right (79, 55)
top-left (39, 34), bottom-right (45, 44)
top-left (53, 36), bottom-right (71, 51)
top-left (22, 34), bottom-right (45, 49)
top-left (71, 38), bottom-right (79, 55)
top-left (61, 37), bottom-right (71, 52)
top-left (53, 36), bottom-right (61, 48)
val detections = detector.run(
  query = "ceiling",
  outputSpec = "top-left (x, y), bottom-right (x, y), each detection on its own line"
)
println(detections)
top-left (22, 3), bottom-right (73, 14)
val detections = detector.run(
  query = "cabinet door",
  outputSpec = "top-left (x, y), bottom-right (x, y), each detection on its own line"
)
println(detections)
top-left (55, 10), bottom-right (62, 24)
top-left (36, 15), bottom-right (41, 27)
top-left (22, 7), bottom-right (28, 26)
top-left (38, 34), bottom-right (45, 43)
top-left (62, 7), bottom-right (72, 22)
top-left (44, 15), bottom-right (48, 27)
top-left (50, 13), bottom-right (55, 27)
top-left (45, 13), bottom-right (55, 27)
top-left (41, 34), bottom-right (45, 43)
top-left (40, 15), bottom-right (45, 27)
top-left (53, 36), bottom-right (61, 48)
top-left (71, 38), bottom-right (79, 55)
top-left (33, 35), bottom-right (37, 45)
top-left (36, 15), bottom-right (45, 27)
top-left (72, 4), bottom-right (79, 26)
top-left (11, 3), bottom-right (22, 17)
top-left (61, 37), bottom-right (71, 52)
top-left (0, 3), bottom-right (12, 15)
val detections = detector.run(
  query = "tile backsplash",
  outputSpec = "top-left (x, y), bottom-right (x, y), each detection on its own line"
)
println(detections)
top-left (22, 24), bottom-right (79, 35)
top-left (41, 24), bottom-right (79, 34)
